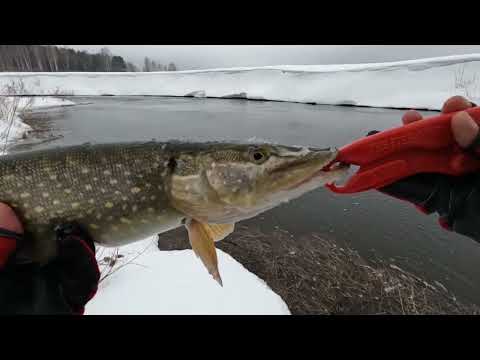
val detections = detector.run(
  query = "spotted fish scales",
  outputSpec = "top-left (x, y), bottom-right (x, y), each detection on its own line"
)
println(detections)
top-left (0, 142), bottom-right (184, 263)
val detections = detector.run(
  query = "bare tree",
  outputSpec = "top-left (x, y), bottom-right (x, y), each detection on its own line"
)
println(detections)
top-left (50, 46), bottom-right (59, 71)
top-left (100, 47), bottom-right (112, 72)
top-left (0, 79), bottom-right (33, 152)
top-left (0, 45), bottom-right (133, 73)
top-left (454, 64), bottom-right (479, 101)
top-left (126, 62), bottom-right (138, 72)
top-left (143, 57), bottom-right (151, 72)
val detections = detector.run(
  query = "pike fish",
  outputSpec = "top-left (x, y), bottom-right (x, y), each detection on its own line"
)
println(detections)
top-left (0, 141), bottom-right (348, 285)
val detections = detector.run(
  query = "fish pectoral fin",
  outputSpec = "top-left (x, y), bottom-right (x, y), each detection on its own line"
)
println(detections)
top-left (204, 223), bottom-right (235, 242)
top-left (185, 219), bottom-right (227, 286)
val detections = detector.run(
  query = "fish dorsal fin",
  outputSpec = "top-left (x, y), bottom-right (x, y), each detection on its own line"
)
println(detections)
top-left (185, 220), bottom-right (234, 286)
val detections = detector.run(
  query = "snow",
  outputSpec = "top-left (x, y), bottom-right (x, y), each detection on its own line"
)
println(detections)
top-left (0, 96), bottom-right (75, 146)
top-left (0, 54), bottom-right (480, 110)
top-left (28, 97), bottom-right (75, 109)
top-left (85, 237), bottom-right (290, 315)
top-left (0, 115), bottom-right (31, 144)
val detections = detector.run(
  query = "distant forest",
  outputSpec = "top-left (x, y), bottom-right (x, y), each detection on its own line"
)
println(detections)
top-left (0, 45), bottom-right (178, 72)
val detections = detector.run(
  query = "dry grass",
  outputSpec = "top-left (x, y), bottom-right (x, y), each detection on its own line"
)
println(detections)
top-left (96, 242), bottom-right (153, 284)
top-left (453, 64), bottom-right (479, 101)
top-left (157, 224), bottom-right (480, 315)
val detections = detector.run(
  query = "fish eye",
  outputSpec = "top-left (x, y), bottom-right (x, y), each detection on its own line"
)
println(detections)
top-left (249, 148), bottom-right (269, 164)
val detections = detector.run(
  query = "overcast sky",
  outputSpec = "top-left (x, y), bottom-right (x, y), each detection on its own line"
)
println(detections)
top-left (64, 45), bottom-right (480, 70)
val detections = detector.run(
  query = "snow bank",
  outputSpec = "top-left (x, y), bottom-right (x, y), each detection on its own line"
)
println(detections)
top-left (1, 54), bottom-right (480, 110)
top-left (86, 237), bottom-right (290, 315)
top-left (0, 115), bottom-right (31, 143)
top-left (0, 96), bottom-right (75, 146)
top-left (28, 97), bottom-right (75, 110)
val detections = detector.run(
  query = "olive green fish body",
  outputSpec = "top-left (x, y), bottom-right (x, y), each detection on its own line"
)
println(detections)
top-left (0, 142), bottom-right (183, 263)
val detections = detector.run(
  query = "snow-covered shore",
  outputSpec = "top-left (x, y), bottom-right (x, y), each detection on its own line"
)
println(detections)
top-left (0, 97), bottom-right (75, 143)
top-left (27, 96), bottom-right (75, 110)
top-left (0, 115), bottom-right (31, 143)
top-left (1, 54), bottom-right (479, 110)
top-left (86, 237), bottom-right (291, 315)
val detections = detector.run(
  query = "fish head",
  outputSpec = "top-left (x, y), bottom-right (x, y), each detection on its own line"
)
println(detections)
top-left (167, 143), bottom-right (349, 223)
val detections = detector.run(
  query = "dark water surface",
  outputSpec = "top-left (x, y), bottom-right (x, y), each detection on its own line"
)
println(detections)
top-left (12, 96), bottom-right (480, 305)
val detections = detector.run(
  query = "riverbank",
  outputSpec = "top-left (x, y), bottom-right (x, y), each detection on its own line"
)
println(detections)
top-left (0, 97), bottom-right (75, 145)
top-left (1, 54), bottom-right (479, 110)
top-left (158, 224), bottom-right (480, 314)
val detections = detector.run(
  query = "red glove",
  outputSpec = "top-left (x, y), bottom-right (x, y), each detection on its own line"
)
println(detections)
top-left (0, 203), bottom-right (24, 269)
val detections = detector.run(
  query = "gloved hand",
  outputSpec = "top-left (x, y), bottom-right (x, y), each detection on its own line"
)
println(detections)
top-left (0, 206), bottom-right (100, 315)
top-left (0, 203), bottom-right (24, 269)
top-left (51, 222), bottom-right (100, 314)
top-left (372, 96), bottom-right (480, 240)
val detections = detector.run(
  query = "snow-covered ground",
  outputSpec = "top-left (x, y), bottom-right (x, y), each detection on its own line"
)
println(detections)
top-left (0, 54), bottom-right (479, 110)
top-left (0, 115), bottom-right (31, 143)
top-left (0, 97), bottom-right (75, 144)
top-left (86, 237), bottom-right (290, 315)
top-left (27, 97), bottom-right (75, 110)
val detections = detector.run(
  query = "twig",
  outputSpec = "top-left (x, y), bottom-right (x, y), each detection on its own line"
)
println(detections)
top-left (99, 240), bottom-right (154, 283)
top-left (1, 79), bottom-right (33, 153)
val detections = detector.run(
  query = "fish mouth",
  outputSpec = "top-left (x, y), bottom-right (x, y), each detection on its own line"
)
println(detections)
top-left (286, 161), bottom-right (350, 191)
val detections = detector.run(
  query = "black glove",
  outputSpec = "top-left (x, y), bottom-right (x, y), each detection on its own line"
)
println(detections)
top-left (0, 222), bottom-right (100, 315)
top-left (368, 130), bottom-right (480, 241)
top-left (51, 222), bottom-right (100, 314)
